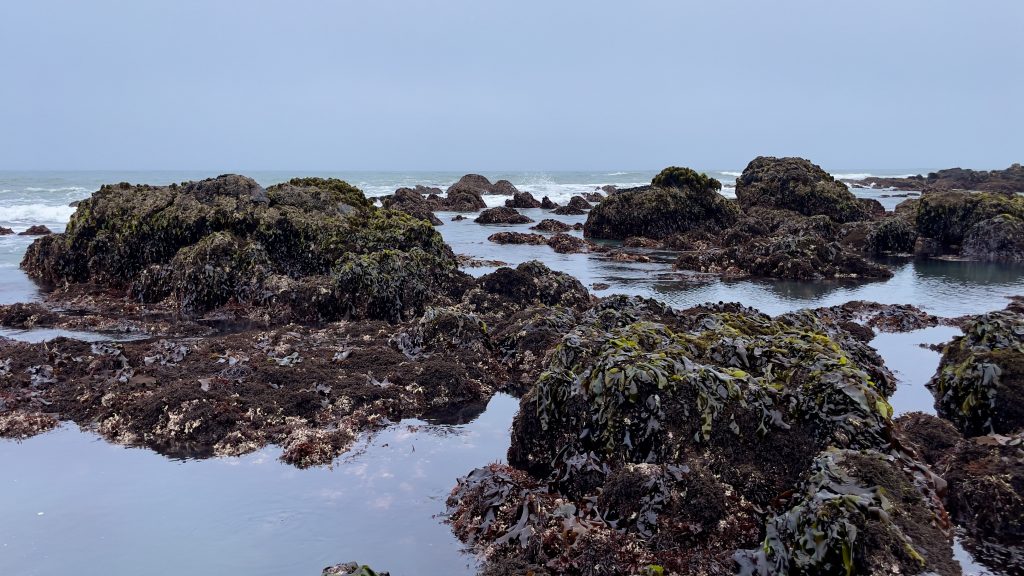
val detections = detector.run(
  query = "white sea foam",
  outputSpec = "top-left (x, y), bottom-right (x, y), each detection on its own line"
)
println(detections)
top-left (0, 203), bottom-right (76, 225)
top-left (606, 171), bottom-right (628, 176)
top-left (24, 186), bottom-right (90, 193)
top-left (719, 171), bottom-right (743, 177)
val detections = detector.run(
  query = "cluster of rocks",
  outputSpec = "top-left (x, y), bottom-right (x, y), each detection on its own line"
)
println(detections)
top-left (851, 163), bottom-right (1024, 194)
top-left (0, 225), bottom-right (52, 236)
top-left (582, 158), bottom-right (1024, 280)
top-left (2, 171), bottom-right (1022, 576)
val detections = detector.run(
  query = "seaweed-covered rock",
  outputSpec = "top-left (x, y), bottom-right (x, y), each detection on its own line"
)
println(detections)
top-left (676, 236), bottom-right (893, 281)
top-left (475, 207), bottom-right (534, 225)
top-left (864, 215), bottom-right (918, 255)
top-left (584, 167), bottom-right (738, 240)
top-left (380, 187), bottom-right (443, 225)
top-left (449, 299), bottom-right (950, 575)
top-left (20, 175), bottom-right (463, 323)
top-left (943, 432), bottom-right (1024, 545)
top-left (915, 190), bottom-right (1024, 252)
top-left (929, 305), bottom-right (1024, 436)
top-left (505, 191), bottom-right (542, 209)
top-left (893, 412), bottom-right (961, 468)
top-left (735, 157), bottom-right (870, 223)
top-left (530, 219), bottom-right (573, 233)
top-left (962, 214), bottom-right (1024, 263)
top-left (468, 261), bottom-right (591, 313)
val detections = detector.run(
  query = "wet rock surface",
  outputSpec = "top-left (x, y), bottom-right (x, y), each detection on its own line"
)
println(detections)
top-left (475, 207), bottom-right (534, 225)
top-left (447, 297), bottom-right (962, 576)
top-left (505, 191), bottom-right (542, 209)
top-left (735, 156), bottom-right (871, 223)
top-left (18, 225), bottom-right (52, 236)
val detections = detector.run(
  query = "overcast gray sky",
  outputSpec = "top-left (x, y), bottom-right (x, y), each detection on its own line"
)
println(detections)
top-left (1, 0), bottom-right (1021, 171)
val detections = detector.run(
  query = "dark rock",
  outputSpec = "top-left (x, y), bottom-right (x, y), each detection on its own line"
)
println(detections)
top-left (18, 225), bottom-right (52, 236)
top-left (622, 237), bottom-right (661, 248)
top-left (915, 190), bottom-right (1024, 253)
top-left (929, 303), bottom-right (1024, 436)
top-left (475, 207), bottom-right (534, 225)
top-left (493, 180), bottom-right (519, 196)
top-left (504, 191), bottom-right (542, 209)
top-left (0, 227), bottom-right (13, 235)
top-left (540, 196), bottom-right (558, 209)
top-left (487, 232), bottom-right (547, 245)
top-left (962, 214), bottom-right (1024, 263)
top-left (380, 187), bottom-right (442, 225)
top-left (585, 167), bottom-right (737, 240)
top-left (855, 164), bottom-right (1024, 194)
top-left (530, 219), bottom-right (572, 233)
top-left (451, 300), bottom-right (953, 575)
top-left (863, 216), bottom-right (918, 255)
top-left (322, 562), bottom-right (389, 576)
top-left (943, 432), bottom-right (1024, 546)
top-left (451, 214), bottom-right (467, 221)
top-left (447, 174), bottom-right (517, 197)
top-left (894, 412), bottom-right (962, 468)
top-left (858, 197), bottom-right (886, 217)
top-left (914, 236), bottom-right (943, 257)
top-left (470, 261), bottom-right (591, 313)
top-left (591, 282), bottom-right (610, 290)
top-left (546, 233), bottom-right (588, 254)
top-left (582, 192), bottom-right (604, 202)
top-left (20, 175), bottom-right (464, 323)
top-left (735, 156), bottom-right (871, 223)
top-left (551, 205), bottom-right (585, 216)
top-left (566, 196), bottom-right (591, 210)
top-left (600, 184), bottom-right (618, 194)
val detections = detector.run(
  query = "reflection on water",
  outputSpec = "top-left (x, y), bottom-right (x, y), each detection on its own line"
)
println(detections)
top-left (872, 326), bottom-right (963, 415)
top-left (0, 394), bottom-right (518, 576)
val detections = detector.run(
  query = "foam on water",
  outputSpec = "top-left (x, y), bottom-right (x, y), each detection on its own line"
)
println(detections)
top-left (0, 203), bottom-right (76, 225)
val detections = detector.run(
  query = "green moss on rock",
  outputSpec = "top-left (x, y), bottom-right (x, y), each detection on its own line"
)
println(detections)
top-left (735, 157), bottom-right (870, 223)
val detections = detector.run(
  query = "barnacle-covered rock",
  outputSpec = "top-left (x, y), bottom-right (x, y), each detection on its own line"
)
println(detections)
top-left (20, 175), bottom-right (464, 322)
top-left (584, 166), bottom-right (737, 240)
top-left (530, 219), bottom-right (574, 233)
top-left (467, 261), bottom-right (591, 314)
top-left (962, 214), bottom-right (1024, 263)
top-left (734, 157), bottom-right (871, 223)
top-left (929, 305), bottom-right (1024, 436)
top-left (379, 186), bottom-right (443, 225)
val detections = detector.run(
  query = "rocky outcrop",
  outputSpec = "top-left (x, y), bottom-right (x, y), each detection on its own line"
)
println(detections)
top-left (20, 175), bottom-right (465, 323)
top-left (540, 196), bottom-right (558, 209)
top-left (530, 219), bottom-right (575, 233)
top-left (504, 191), bottom-right (542, 209)
top-left (546, 233), bottom-right (588, 254)
top-left (380, 187), bottom-right (443, 225)
top-left (914, 190), bottom-right (1024, 256)
top-left (475, 207), bottom-right (534, 225)
top-left (735, 156), bottom-right (871, 223)
top-left (551, 205), bottom-right (585, 216)
top-left (448, 298), bottom-right (955, 576)
top-left (18, 225), bottom-right (52, 236)
top-left (0, 227), bottom-right (13, 235)
top-left (854, 164), bottom-right (1024, 194)
top-left (929, 302), bottom-right (1024, 436)
top-left (447, 174), bottom-right (519, 197)
top-left (584, 166), bottom-right (738, 240)
top-left (487, 231), bottom-right (547, 245)
top-left (962, 214), bottom-right (1024, 263)
top-left (566, 196), bottom-right (591, 211)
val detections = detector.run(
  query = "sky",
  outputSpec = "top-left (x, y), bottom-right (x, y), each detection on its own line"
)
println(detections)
top-left (1, 1), bottom-right (1021, 171)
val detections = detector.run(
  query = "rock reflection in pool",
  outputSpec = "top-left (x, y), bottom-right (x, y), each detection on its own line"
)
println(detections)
top-left (0, 393), bottom-right (519, 576)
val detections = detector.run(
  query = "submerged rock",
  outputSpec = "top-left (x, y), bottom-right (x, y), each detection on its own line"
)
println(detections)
top-left (735, 156), bottom-right (871, 223)
top-left (584, 166), bottom-right (738, 240)
top-left (475, 207), bottom-right (534, 225)
top-left (20, 175), bottom-right (464, 323)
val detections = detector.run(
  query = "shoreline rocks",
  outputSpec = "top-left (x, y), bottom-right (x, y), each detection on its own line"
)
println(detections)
top-left (852, 164), bottom-right (1024, 194)
top-left (475, 207), bottom-right (533, 225)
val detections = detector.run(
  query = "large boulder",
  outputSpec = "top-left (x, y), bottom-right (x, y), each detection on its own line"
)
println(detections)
top-left (929, 303), bottom-right (1024, 436)
top-left (961, 214), bottom-right (1024, 263)
top-left (447, 174), bottom-right (519, 197)
top-left (584, 166), bottom-right (738, 240)
top-left (450, 299), bottom-right (953, 575)
top-left (380, 187), bottom-right (442, 225)
top-left (21, 175), bottom-right (464, 322)
top-left (735, 157), bottom-right (871, 223)
top-left (914, 190), bottom-right (1024, 253)
top-left (504, 191), bottom-right (542, 209)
